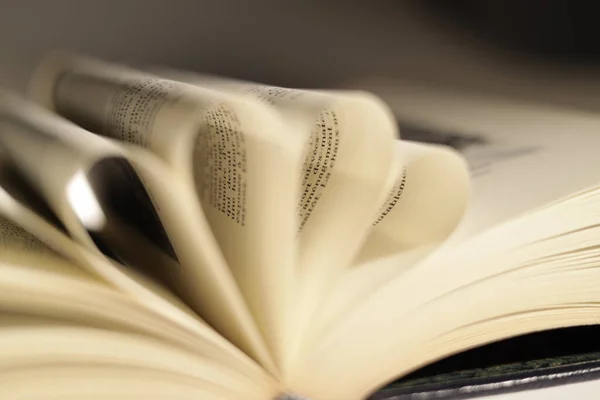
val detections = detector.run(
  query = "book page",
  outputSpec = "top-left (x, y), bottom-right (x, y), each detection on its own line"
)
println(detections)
top-left (0, 259), bottom-right (274, 391)
top-left (0, 93), bottom-right (184, 296)
top-left (356, 140), bottom-right (469, 264)
top-left (364, 81), bottom-right (600, 239)
top-left (302, 242), bottom-right (437, 356)
top-left (28, 53), bottom-right (303, 370)
top-left (0, 93), bottom-right (181, 290)
top-left (289, 84), bottom-right (600, 399)
top-left (0, 94), bottom-right (194, 307)
top-left (0, 364), bottom-right (273, 400)
top-left (291, 190), bottom-right (600, 399)
top-left (0, 158), bottom-right (272, 385)
top-left (0, 261), bottom-right (275, 390)
top-left (151, 69), bottom-right (398, 366)
top-left (0, 92), bottom-right (122, 251)
top-left (152, 69), bottom-right (396, 273)
top-left (0, 216), bottom-right (91, 279)
top-left (303, 140), bottom-right (468, 351)
top-left (0, 327), bottom-right (275, 399)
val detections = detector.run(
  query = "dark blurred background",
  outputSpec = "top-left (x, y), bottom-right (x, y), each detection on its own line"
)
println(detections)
top-left (3, 1), bottom-right (600, 111)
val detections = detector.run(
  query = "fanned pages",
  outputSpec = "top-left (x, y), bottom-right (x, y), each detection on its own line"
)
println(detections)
top-left (147, 69), bottom-right (399, 363)
top-left (0, 53), bottom-right (595, 400)
top-left (28, 53), bottom-right (302, 371)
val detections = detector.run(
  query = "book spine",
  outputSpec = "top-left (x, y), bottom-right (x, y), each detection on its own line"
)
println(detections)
top-left (275, 393), bottom-right (313, 400)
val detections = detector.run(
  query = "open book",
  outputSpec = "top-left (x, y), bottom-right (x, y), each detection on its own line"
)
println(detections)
top-left (0, 53), bottom-right (599, 400)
